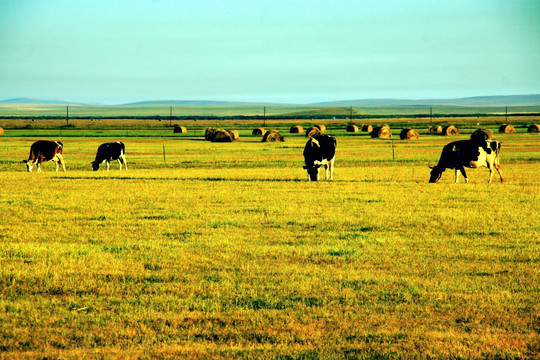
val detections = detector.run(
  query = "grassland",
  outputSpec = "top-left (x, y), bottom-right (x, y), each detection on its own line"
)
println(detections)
top-left (0, 118), bottom-right (539, 359)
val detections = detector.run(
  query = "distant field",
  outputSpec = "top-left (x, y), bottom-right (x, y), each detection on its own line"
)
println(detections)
top-left (1, 103), bottom-right (540, 118)
top-left (0, 120), bottom-right (539, 358)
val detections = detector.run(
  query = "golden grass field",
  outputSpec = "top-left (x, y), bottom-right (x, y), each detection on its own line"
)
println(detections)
top-left (0, 119), bottom-right (539, 359)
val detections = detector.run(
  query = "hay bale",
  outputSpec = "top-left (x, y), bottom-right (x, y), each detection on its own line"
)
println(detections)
top-left (228, 130), bottom-right (240, 141)
top-left (0, 127), bottom-right (4, 135)
top-left (442, 125), bottom-right (459, 136)
top-left (527, 124), bottom-right (540, 133)
top-left (252, 128), bottom-right (266, 136)
top-left (361, 124), bottom-right (373, 132)
top-left (428, 125), bottom-right (443, 134)
top-left (290, 125), bottom-right (304, 134)
top-left (306, 127), bottom-right (321, 137)
top-left (346, 125), bottom-right (359, 132)
top-left (314, 124), bottom-right (326, 133)
top-left (499, 124), bottom-right (515, 133)
top-left (173, 125), bottom-right (187, 133)
top-left (262, 130), bottom-right (284, 142)
top-left (371, 125), bottom-right (392, 138)
top-left (210, 128), bottom-right (235, 142)
top-left (400, 128), bottom-right (419, 140)
top-left (205, 128), bottom-right (217, 140)
top-left (470, 128), bottom-right (493, 143)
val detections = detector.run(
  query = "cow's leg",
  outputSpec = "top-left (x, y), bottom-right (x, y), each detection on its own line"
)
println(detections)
top-left (121, 155), bottom-right (128, 170)
top-left (460, 168), bottom-right (469, 183)
top-left (117, 158), bottom-right (122, 170)
top-left (106, 161), bottom-right (110, 171)
top-left (455, 167), bottom-right (468, 183)
top-left (51, 154), bottom-right (64, 172)
top-left (486, 162), bottom-right (504, 184)
top-left (494, 164), bottom-right (503, 183)
top-left (56, 154), bottom-right (66, 172)
top-left (486, 164), bottom-right (494, 184)
top-left (36, 159), bottom-right (43, 172)
top-left (327, 159), bottom-right (334, 180)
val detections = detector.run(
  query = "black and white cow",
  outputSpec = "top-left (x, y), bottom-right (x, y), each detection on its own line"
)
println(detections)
top-left (23, 140), bottom-right (66, 172)
top-left (429, 139), bottom-right (503, 184)
top-left (91, 142), bottom-right (128, 171)
top-left (303, 134), bottom-right (337, 181)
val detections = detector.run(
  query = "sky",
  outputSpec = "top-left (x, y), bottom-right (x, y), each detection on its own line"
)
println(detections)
top-left (1, 0), bottom-right (539, 104)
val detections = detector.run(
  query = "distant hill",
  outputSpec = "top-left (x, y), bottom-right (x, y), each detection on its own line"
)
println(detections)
top-left (285, 107), bottom-right (365, 117)
top-left (310, 95), bottom-right (540, 107)
top-left (0, 97), bottom-right (76, 104)
top-left (121, 100), bottom-right (284, 106)
top-left (2, 94), bottom-right (539, 107)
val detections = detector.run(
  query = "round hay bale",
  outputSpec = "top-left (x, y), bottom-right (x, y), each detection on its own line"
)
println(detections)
top-left (527, 124), bottom-right (540, 133)
top-left (361, 124), bottom-right (373, 132)
top-left (499, 124), bottom-right (515, 133)
top-left (262, 130), bottom-right (284, 142)
top-left (205, 128), bottom-right (217, 140)
top-left (210, 129), bottom-right (234, 142)
top-left (306, 127), bottom-right (321, 137)
top-left (346, 125), bottom-right (359, 132)
top-left (442, 125), bottom-right (459, 136)
top-left (228, 130), bottom-right (240, 141)
top-left (314, 124), bottom-right (326, 133)
top-left (400, 128), bottom-right (419, 140)
top-left (290, 125), bottom-right (304, 134)
top-left (371, 125), bottom-right (392, 138)
top-left (470, 128), bottom-right (493, 143)
top-left (0, 127), bottom-right (4, 135)
top-left (428, 125), bottom-right (443, 134)
top-left (252, 128), bottom-right (266, 136)
top-left (173, 125), bottom-right (187, 133)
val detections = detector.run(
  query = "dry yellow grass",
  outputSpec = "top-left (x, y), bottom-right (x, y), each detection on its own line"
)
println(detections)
top-left (0, 124), bottom-right (538, 359)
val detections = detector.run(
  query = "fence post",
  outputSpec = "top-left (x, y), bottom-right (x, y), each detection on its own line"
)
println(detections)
top-left (163, 143), bottom-right (166, 163)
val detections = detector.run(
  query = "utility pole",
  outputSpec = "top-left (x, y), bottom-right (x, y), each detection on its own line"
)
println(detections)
top-left (263, 106), bottom-right (266, 126)
top-left (430, 107), bottom-right (433, 123)
top-left (66, 105), bottom-right (69, 126)
top-left (505, 106), bottom-right (508, 123)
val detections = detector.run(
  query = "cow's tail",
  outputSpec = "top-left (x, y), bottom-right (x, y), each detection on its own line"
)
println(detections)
top-left (495, 141), bottom-right (502, 159)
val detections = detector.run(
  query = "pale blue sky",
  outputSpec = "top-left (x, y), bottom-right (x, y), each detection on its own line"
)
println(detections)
top-left (1, 0), bottom-right (539, 104)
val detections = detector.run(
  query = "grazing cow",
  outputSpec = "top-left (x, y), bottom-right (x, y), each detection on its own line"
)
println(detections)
top-left (91, 142), bottom-right (128, 171)
top-left (23, 140), bottom-right (66, 172)
top-left (303, 134), bottom-right (337, 181)
top-left (429, 139), bottom-right (503, 184)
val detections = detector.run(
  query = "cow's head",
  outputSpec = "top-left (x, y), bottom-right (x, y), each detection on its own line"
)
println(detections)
top-left (304, 159), bottom-right (328, 181)
top-left (304, 164), bottom-right (321, 181)
top-left (91, 161), bottom-right (100, 171)
top-left (428, 166), bottom-right (444, 183)
top-left (22, 159), bottom-right (33, 172)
